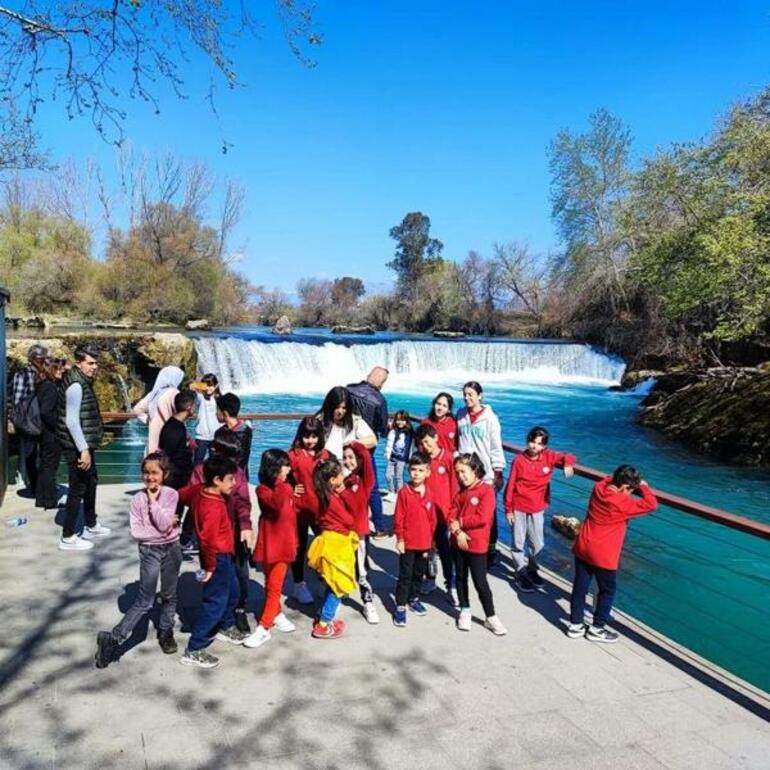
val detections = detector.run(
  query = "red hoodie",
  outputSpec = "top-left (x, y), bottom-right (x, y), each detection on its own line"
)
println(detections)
top-left (341, 442), bottom-right (375, 537)
top-left (254, 480), bottom-right (299, 564)
top-left (447, 481), bottom-right (496, 554)
top-left (425, 448), bottom-right (457, 524)
top-left (394, 484), bottom-right (437, 550)
top-left (190, 463), bottom-right (252, 532)
top-left (288, 447), bottom-right (330, 525)
top-left (318, 492), bottom-right (356, 535)
top-left (179, 483), bottom-right (234, 572)
top-left (422, 415), bottom-right (459, 454)
top-left (503, 448), bottom-right (577, 514)
top-left (573, 477), bottom-right (658, 570)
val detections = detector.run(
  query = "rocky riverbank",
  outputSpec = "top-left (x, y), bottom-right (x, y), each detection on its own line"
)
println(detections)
top-left (5, 332), bottom-right (198, 414)
top-left (636, 366), bottom-right (770, 466)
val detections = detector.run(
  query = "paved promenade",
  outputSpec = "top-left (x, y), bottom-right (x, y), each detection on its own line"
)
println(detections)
top-left (1, 483), bottom-right (768, 770)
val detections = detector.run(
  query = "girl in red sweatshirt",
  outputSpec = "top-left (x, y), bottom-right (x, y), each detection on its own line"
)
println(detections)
top-left (244, 449), bottom-right (300, 649)
top-left (568, 464), bottom-right (657, 643)
top-left (341, 441), bottom-right (379, 624)
top-left (288, 417), bottom-right (330, 605)
top-left (307, 458), bottom-right (359, 639)
top-left (504, 426), bottom-right (576, 593)
top-left (392, 452), bottom-right (437, 627)
top-left (447, 453), bottom-right (507, 636)
top-left (422, 391), bottom-right (459, 455)
top-left (415, 423), bottom-right (458, 603)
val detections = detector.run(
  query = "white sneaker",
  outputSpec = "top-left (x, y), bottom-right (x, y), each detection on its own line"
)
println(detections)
top-left (82, 523), bottom-right (111, 539)
top-left (292, 582), bottom-right (314, 605)
top-left (273, 613), bottom-right (296, 634)
top-left (484, 615), bottom-right (508, 636)
top-left (363, 602), bottom-right (380, 624)
top-left (457, 609), bottom-right (472, 632)
top-left (58, 534), bottom-right (94, 551)
top-left (243, 625), bottom-right (272, 648)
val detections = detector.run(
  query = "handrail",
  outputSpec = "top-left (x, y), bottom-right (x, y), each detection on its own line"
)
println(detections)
top-left (98, 410), bottom-right (770, 540)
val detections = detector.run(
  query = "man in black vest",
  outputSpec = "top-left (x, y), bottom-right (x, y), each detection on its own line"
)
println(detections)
top-left (56, 346), bottom-right (111, 551)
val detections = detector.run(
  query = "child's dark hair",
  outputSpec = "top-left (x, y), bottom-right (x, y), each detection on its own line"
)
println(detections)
top-left (414, 423), bottom-right (437, 444)
top-left (463, 381), bottom-right (483, 395)
top-left (216, 392), bottom-right (241, 417)
top-left (319, 386), bottom-right (353, 433)
top-left (313, 457), bottom-right (343, 512)
top-left (292, 415), bottom-right (325, 450)
top-left (428, 391), bottom-right (454, 419)
top-left (209, 432), bottom-right (241, 461)
top-left (203, 456), bottom-right (237, 486)
top-left (142, 451), bottom-right (170, 477)
top-left (408, 451), bottom-right (430, 468)
top-left (454, 452), bottom-right (486, 481)
top-left (259, 448), bottom-right (292, 487)
top-left (611, 464), bottom-right (642, 490)
top-left (174, 389), bottom-right (197, 414)
top-left (201, 373), bottom-right (219, 387)
top-left (392, 409), bottom-right (413, 435)
top-left (527, 426), bottom-right (549, 445)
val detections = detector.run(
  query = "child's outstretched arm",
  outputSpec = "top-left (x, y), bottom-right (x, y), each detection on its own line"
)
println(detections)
top-left (550, 449), bottom-right (577, 478)
top-left (623, 481), bottom-right (658, 519)
top-left (351, 441), bottom-right (375, 496)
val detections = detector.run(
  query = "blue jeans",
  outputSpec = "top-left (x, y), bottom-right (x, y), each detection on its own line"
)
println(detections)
top-left (570, 556), bottom-right (617, 628)
top-left (320, 585), bottom-right (342, 623)
top-left (369, 449), bottom-right (386, 532)
top-left (188, 554), bottom-right (239, 651)
top-left (193, 439), bottom-right (211, 465)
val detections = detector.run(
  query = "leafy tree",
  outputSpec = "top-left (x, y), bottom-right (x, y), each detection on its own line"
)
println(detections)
top-left (331, 276), bottom-right (365, 309)
top-left (387, 212), bottom-right (444, 299)
top-left (297, 277), bottom-right (334, 325)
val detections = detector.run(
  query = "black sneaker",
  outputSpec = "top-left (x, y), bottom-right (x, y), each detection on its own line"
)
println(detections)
top-left (372, 530), bottom-right (391, 540)
top-left (234, 609), bottom-right (251, 634)
top-left (181, 538), bottom-right (199, 557)
top-left (586, 625), bottom-right (619, 644)
top-left (529, 571), bottom-right (546, 589)
top-left (95, 631), bottom-right (118, 669)
top-left (158, 629), bottom-right (178, 655)
top-left (516, 572), bottom-right (535, 593)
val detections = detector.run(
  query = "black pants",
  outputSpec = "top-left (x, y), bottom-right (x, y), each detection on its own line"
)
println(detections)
top-left (454, 548), bottom-right (495, 617)
top-left (292, 519), bottom-right (312, 583)
top-left (395, 550), bottom-right (428, 607)
top-left (62, 449), bottom-right (98, 538)
top-left (433, 520), bottom-right (454, 588)
top-left (234, 539), bottom-right (250, 609)
top-left (35, 429), bottom-right (62, 508)
top-left (18, 434), bottom-right (39, 493)
top-left (167, 472), bottom-right (194, 540)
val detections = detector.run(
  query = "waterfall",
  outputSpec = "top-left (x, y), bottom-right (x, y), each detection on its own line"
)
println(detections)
top-left (116, 374), bottom-right (131, 411)
top-left (193, 336), bottom-right (626, 394)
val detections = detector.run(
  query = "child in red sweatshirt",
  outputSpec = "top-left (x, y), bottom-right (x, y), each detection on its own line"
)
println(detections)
top-left (244, 449), bottom-right (299, 649)
top-left (447, 453), bottom-right (507, 636)
top-left (179, 456), bottom-right (246, 669)
top-left (504, 426), bottom-right (576, 593)
top-left (288, 416), bottom-right (329, 605)
top-left (341, 441), bottom-right (379, 624)
top-left (393, 452), bottom-right (436, 627)
top-left (568, 464), bottom-right (657, 643)
top-left (415, 423), bottom-right (458, 603)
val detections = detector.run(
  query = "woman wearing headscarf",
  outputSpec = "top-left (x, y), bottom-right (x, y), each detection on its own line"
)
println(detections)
top-left (132, 366), bottom-right (185, 454)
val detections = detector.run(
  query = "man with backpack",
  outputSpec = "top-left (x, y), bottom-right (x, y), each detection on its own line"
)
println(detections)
top-left (347, 366), bottom-right (390, 537)
top-left (11, 344), bottom-right (47, 497)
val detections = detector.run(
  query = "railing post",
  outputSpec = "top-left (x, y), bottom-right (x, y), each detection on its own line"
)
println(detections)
top-left (0, 287), bottom-right (9, 507)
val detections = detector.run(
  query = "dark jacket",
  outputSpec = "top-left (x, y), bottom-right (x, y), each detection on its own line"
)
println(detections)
top-left (36, 380), bottom-right (61, 433)
top-left (214, 420), bottom-right (253, 477)
top-left (56, 366), bottom-right (104, 451)
top-left (346, 381), bottom-right (388, 438)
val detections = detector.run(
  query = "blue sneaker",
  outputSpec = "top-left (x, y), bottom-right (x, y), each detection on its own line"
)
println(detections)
top-left (393, 607), bottom-right (407, 627)
top-left (408, 599), bottom-right (428, 616)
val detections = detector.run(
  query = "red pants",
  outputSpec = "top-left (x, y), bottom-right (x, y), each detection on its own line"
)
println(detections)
top-left (259, 562), bottom-right (289, 629)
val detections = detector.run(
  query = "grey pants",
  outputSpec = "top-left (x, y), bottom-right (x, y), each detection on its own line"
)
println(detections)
top-left (386, 459), bottom-right (406, 494)
top-left (112, 542), bottom-right (182, 643)
top-left (511, 511), bottom-right (545, 574)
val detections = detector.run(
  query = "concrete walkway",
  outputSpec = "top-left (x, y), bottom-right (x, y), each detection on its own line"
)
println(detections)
top-left (0, 483), bottom-right (768, 770)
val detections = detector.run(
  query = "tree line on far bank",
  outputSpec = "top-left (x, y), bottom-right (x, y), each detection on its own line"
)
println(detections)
top-left (2, 85), bottom-right (769, 368)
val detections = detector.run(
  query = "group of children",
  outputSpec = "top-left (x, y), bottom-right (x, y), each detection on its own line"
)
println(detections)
top-left (95, 377), bottom-right (658, 669)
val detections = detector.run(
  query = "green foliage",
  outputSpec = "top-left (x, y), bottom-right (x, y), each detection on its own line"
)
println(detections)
top-left (387, 212), bottom-right (444, 299)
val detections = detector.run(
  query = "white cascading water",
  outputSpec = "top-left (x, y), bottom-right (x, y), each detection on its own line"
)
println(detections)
top-left (193, 337), bottom-right (625, 394)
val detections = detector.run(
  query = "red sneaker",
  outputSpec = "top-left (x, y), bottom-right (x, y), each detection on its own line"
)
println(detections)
top-left (312, 621), bottom-right (343, 639)
top-left (332, 619), bottom-right (346, 634)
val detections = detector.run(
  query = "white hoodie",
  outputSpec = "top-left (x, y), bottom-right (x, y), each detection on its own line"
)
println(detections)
top-left (456, 404), bottom-right (505, 482)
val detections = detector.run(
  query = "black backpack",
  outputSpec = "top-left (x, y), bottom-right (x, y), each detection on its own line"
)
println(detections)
top-left (11, 393), bottom-right (42, 437)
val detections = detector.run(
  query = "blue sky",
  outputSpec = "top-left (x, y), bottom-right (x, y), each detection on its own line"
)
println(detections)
top-left (33, 1), bottom-right (770, 293)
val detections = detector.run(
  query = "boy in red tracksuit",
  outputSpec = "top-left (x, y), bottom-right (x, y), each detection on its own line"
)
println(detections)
top-left (415, 423), bottom-right (458, 601)
top-left (179, 456), bottom-right (246, 669)
top-left (393, 452), bottom-right (436, 627)
top-left (568, 464), bottom-right (657, 643)
top-left (504, 426), bottom-right (576, 593)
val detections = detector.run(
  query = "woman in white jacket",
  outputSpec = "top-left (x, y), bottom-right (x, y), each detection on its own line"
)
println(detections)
top-left (456, 380), bottom-right (505, 566)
